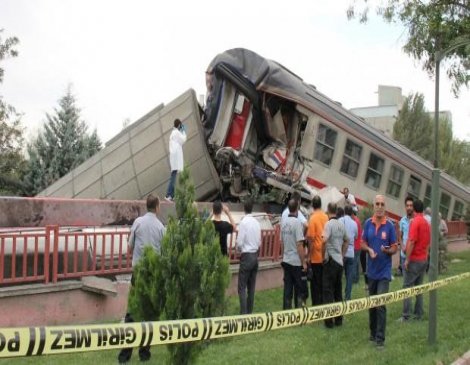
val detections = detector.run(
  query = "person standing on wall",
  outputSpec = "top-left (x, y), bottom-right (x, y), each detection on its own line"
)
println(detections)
top-left (165, 118), bottom-right (187, 202)
top-left (236, 198), bottom-right (261, 314)
top-left (118, 194), bottom-right (166, 363)
top-left (361, 195), bottom-right (397, 349)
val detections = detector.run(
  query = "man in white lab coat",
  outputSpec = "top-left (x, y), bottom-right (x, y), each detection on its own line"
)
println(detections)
top-left (165, 118), bottom-right (187, 201)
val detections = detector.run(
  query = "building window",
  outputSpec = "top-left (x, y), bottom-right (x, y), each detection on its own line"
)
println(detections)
top-left (386, 165), bottom-right (404, 198)
top-left (423, 184), bottom-right (432, 209)
top-left (365, 153), bottom-right (384, 189)
top-left (340, 139), bottom-right (362, 178)
top-left (440, 192), bottom-right (451, 219)
top-left (452, 200), bottom-right (465, 220)
top-left (407, 175), bottom-right (422, 201)
top-left (314, 123), bottom-right (337, 166)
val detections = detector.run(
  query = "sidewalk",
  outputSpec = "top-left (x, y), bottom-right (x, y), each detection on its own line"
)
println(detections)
top-left (451, 350), bottom-right (470, 365)
top-left (449, 238), bottom-right (470, 365)
top-left (447, 238), bottom-right (470, 253)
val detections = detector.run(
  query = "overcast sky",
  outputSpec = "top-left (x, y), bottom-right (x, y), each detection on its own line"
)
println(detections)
top-left (1, 0), bottom-right (469, 144)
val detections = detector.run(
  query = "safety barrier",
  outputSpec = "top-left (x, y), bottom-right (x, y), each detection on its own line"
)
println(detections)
top-left (0, 225), bottom-right (281, 286)
top-left (0, 272), bottom-right (468, 358)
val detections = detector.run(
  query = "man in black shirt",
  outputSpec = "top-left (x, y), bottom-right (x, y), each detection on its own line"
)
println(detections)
top-left (211, 201), bottom-right (236, 256)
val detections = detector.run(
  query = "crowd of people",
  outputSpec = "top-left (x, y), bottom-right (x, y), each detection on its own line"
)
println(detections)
top-left (276, 189), bottom-right (434, 350)
top-left (121, 173), bottom-right (437, 361)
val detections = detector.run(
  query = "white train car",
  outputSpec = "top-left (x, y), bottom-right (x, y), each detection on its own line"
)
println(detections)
top-left (203, 48), bottom-right (469, 221)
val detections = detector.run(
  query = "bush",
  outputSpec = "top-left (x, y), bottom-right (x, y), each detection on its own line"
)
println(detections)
top-left (129, 167), bottom-right (231, 365)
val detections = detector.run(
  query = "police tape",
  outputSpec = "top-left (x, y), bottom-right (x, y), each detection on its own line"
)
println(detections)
top-left (0, 272), bottom-right (469, 358)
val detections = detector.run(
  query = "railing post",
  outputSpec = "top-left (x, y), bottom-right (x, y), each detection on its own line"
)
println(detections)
top-left (52, 225), bottom-right (59, 283)
top-left (44, 225), bottom-right (51, 284)
top-left (273, 225), bottom-right (280, 262)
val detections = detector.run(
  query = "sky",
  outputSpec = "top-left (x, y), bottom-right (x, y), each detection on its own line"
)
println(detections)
top-left (1, 0), bottom-right (469, 144)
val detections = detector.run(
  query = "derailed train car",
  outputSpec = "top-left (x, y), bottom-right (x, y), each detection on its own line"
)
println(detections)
top-left (202, 48), bottom-right (469, 220)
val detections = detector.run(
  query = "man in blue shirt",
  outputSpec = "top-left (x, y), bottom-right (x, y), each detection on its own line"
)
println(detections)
top-left (397, 196), bottom-right (414, 276)
top-left (361, 195), bottom-right (397, 349)
top-left (339, 205), bottom-right (358, 301)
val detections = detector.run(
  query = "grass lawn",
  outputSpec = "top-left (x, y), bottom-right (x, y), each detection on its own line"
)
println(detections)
top-left (4, 250), bottom-right (470, 365)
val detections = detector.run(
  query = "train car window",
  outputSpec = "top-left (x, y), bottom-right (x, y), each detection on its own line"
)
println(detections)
top-left (407, 175), bottom-right (422, 201)
top-left (314, 123), bottom-right (337, 166)
top-left (365, 153), bottom-right (384, 190)
top-left (340, 139), bottom-right (362, 178)
top-left (386, 165), bottom-right (404, 198)
top-left (423, 184), bottom-right (432, 209)
top-left (440, 193), bottom-right (451, 219)
top-left (452, 200), bottom-right (464, 220)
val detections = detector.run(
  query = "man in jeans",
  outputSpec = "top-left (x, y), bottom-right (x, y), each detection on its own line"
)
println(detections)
top-left (339, 205), bottom-right (358, 301)
top-left (281, 199), bottom-right (307, 309)
top-left (236, 198), bottom-right (261, 314)
top-left (399, 199), bottom-right (430, 321)
top-left (118, 194), bottom-right (166, 363)
top-left (361, 195), bottom-right (397, 349)
top-left (322, 202), bottom-right (348, 328)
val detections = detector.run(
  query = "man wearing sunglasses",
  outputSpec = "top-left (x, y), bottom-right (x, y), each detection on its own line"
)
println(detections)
top-left (361, 195), bottom-right (397, 349)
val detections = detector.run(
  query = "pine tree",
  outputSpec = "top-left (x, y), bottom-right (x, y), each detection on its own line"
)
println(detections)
top-left (22, 87), bottom-right (102, 195)
top-left (0, 30), bottom-right (25, 195)
top-left (129, 167), bottom-right (230, 365)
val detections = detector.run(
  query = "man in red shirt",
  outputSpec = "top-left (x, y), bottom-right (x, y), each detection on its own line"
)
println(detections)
top-left (399, 199), bottom-right (431, 321)
top-left (351, 210), bottom-right (362, 284)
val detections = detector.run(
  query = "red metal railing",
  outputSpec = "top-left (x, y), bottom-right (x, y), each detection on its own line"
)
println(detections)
top-left (227, 226), bottom-right (282, 263)
top-left (447, 221), bottom-right (468, 238)
top-left (3, 220), bottom-right (462, 287)
top-left (0, 225), bottom-right (282, 286)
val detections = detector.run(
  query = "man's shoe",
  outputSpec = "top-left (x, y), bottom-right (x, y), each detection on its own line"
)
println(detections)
top-left (397, 316), bottom-right (410, 323)
top-left (376, 342), bottom-right (385, 350)
top-left (369, 335), bottom-right (376, 343)
top-left (164, 196), bottom-right (173, 202)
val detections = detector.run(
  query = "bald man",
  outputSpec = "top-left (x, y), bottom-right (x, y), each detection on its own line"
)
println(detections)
top-left (361, 195), bottom-right (397, 349)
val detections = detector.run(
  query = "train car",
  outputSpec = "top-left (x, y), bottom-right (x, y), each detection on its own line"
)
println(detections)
top-left (203, 48), bottom-right (469, 221)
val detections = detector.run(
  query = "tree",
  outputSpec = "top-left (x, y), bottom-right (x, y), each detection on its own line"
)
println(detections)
top-left (129, 168), bottom-right (230, 365)
top-left (347, 0), bottom-right (470, 95)
top-left (22, 87), bottom-right (102, 195)
top-left (0, 29), bottom-right (25, 195)
top-left (393, 93), bottom-right (433, 161)
top-left (393, 92), bottom-right (470, 185)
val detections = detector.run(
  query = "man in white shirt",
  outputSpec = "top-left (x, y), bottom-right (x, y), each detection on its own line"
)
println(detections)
top-left (343, 187), bottom-right (358, 213)
top-left (236, 198), bottom-right (261, 314)
top-left (165, 118), bottom-right (187, 202)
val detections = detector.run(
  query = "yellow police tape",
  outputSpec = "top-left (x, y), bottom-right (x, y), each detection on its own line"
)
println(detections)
top-left (0, 272), bottom-right (469, 358)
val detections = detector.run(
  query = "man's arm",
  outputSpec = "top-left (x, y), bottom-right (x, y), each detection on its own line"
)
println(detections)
top-left (236, 220), bottom-right (245, 252)
top-left (297, 241), bottom-right (307, 270)
top-left (223, 204), bottom-right (236, 231)
top-left (341, 229), bottom-right (349, 256)
top-left (361, 240), bottom-right (377, 259)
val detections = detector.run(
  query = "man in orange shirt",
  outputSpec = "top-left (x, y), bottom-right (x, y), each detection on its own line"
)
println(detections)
top-left (306, 195), bottom-right (328, 306)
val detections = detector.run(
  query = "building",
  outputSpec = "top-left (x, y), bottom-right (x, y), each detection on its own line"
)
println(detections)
top-left (350, 85), bottom-right (451, 138)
